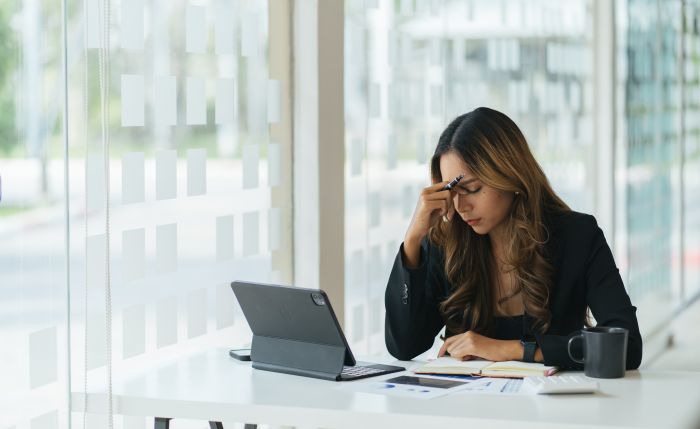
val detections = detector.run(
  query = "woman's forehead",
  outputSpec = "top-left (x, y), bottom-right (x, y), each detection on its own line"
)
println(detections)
top-left (439, 152), bottom-right (476, 180)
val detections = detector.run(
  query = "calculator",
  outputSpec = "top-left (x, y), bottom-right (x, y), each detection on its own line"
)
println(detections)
top-left (523, 375), bottom-right (599, 394)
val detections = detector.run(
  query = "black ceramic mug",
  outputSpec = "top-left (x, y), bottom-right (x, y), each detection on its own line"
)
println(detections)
top-left (567, 327), bottom-right (629, 378)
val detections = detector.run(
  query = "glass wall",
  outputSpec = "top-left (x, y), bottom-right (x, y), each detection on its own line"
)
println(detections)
top-left (683, 0), bottom-right (700, 299)
top-left (1, 0), bottom-right (291, 428)
top-left (0, 0), bottom-right (69, 428)
top-left (615, 0), bottom-right (700, 334)
top-left (344, 0), bottom-right (595, 355)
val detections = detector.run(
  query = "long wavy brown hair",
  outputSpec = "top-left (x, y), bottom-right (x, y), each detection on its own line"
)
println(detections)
top-left (429, 107), bottom-right (570, 335)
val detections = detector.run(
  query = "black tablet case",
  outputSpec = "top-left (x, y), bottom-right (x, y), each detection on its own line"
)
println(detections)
top-left (231, 281), bottom-right (357, 381)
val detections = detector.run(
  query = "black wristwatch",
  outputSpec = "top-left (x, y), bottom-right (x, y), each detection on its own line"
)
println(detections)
top-left (520, 335), bottom-right (537, 363)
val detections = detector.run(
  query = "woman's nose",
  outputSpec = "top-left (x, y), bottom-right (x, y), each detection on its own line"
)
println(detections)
top-left (454, 194), bottom-right (472, 212)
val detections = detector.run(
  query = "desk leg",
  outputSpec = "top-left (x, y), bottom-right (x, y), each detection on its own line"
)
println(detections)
top-left (208, 422), bottom-right (224, 429)
top-left (154, 418), bottom-right (171, 429)
top-left (243, 425), bottom-right (257, 429)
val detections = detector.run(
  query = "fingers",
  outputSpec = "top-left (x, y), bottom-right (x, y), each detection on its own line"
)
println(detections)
top-left (444, 334), bottom-right (476, 360)
top-left (438, 341), bottom-right (448, 357)
top-left (427, 181), bottom-right (450, 191)
top-left (422, 190), bottom-right (452, 201)
top-left (425, 200), bottom-right (448, 217)
top-left (438, 335), bottom-right (456, 357)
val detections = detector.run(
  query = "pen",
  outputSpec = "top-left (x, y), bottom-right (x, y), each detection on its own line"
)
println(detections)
top-left (442, 174), bottom-right (464, 191)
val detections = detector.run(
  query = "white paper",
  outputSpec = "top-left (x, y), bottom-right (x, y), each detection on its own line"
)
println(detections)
top-left (186, 5), bottom-right (206, 54)
top-left (267, 79), bottom-right (281, 123)
top-left (268, 142), bottom-right (281, 187)
top-left (242, 211), bottom-right (259, 256)
top-left (242, 145), bottom-right (259, 189)
top-left (186, 77), bottom-right (206, 125)
top-left (339, 373), bottom-right (475, 400)
top-left (215, 2), bottom-right (235, 54)
top-left (30, 410), bottom-right (59, 429)
top-left (269, 207), bottom-right (281, 251)
top-left (453, 377), bottom-right (527, 395)
top-left (121, 74), bottom-right (145, 127)
top-left (187, 148), bottom-right (207, 196)
top-left (215, 78), bottom-right (236, 124)
top-left (241, 10), bottom-right (259, 57)
top-left (216, 215), bottom-right (234, 261)
top-left (156, 297), bottom-right (178, 348)
top-left (216, 283), bottom-right (236, 329)
top-left (122, 304), bottom-right (145, 358)
top-left (29, 326), bottom-right (57, 388)
top-left (121, 0), bottom-right (144, 50)
top-left (155, 150), bottom-right (177, 200)
top-left (156, 223), bottom-right (177, 272)
top-left (122, 228), bottom-right (145, 281)
top-left (187, 288), bottom-right (207, 339)
top-left (122, 152), bottom-right (145, 204)
top-left (85, 0), bottom-right (100, 49)
top-left (155, 76), bottom-right (177, 126)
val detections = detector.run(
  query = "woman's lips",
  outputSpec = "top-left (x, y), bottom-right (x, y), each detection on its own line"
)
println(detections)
top-left (466, 218), bottom-right (481, 226)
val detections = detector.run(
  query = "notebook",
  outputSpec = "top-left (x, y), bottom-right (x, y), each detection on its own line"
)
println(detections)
top-left (414, 356), bottom-right (558, 379)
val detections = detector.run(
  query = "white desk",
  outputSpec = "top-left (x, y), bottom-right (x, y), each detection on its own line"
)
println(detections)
top-left (72, 348), bottom-right (700, 429)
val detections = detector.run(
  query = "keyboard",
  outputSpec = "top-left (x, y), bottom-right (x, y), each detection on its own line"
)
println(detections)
top-left (337, 361), bottom-right (405, 381)
top-left (341, 365), bottom-right (385, 378)
top-left (523, 375), bottom-right (599, 394)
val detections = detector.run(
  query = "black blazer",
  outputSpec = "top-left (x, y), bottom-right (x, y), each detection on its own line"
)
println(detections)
top-left (384, 211), bottom-right (643, 370)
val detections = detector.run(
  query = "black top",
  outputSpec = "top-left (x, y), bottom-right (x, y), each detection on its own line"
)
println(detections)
top-left (384, 211), bottom-right (643, 370)
top-left (494, 315), bottom-right (526, 340)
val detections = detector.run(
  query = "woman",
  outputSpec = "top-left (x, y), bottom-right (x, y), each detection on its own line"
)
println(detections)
top-left (385, 107), bottom-right (642, 369)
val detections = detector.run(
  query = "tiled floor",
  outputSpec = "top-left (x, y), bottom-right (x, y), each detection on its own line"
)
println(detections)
top-left (646, 297), bottom-right (700, 372)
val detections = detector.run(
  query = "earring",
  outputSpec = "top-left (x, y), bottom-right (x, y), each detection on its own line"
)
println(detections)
top-left (515, 191), bottom-right (520, 195)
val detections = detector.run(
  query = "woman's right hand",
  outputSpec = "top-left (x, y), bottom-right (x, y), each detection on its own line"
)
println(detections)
top-left (402, 182), bottom-right (454, 267)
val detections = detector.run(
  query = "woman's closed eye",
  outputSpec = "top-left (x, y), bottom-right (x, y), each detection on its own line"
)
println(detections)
top-left (454, 185), bottom-right (482, 195)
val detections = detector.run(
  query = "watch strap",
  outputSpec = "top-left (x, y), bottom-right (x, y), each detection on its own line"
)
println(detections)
top-left (521, 338), bottom-right (537, 363)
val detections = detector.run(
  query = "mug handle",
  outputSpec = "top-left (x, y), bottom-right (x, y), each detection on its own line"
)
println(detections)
top-left (567, 334), bottom-right (585, 364)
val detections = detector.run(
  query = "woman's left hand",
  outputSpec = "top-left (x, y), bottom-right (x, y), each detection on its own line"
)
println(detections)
top-left (437, 331), bottom-right (518, 362)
